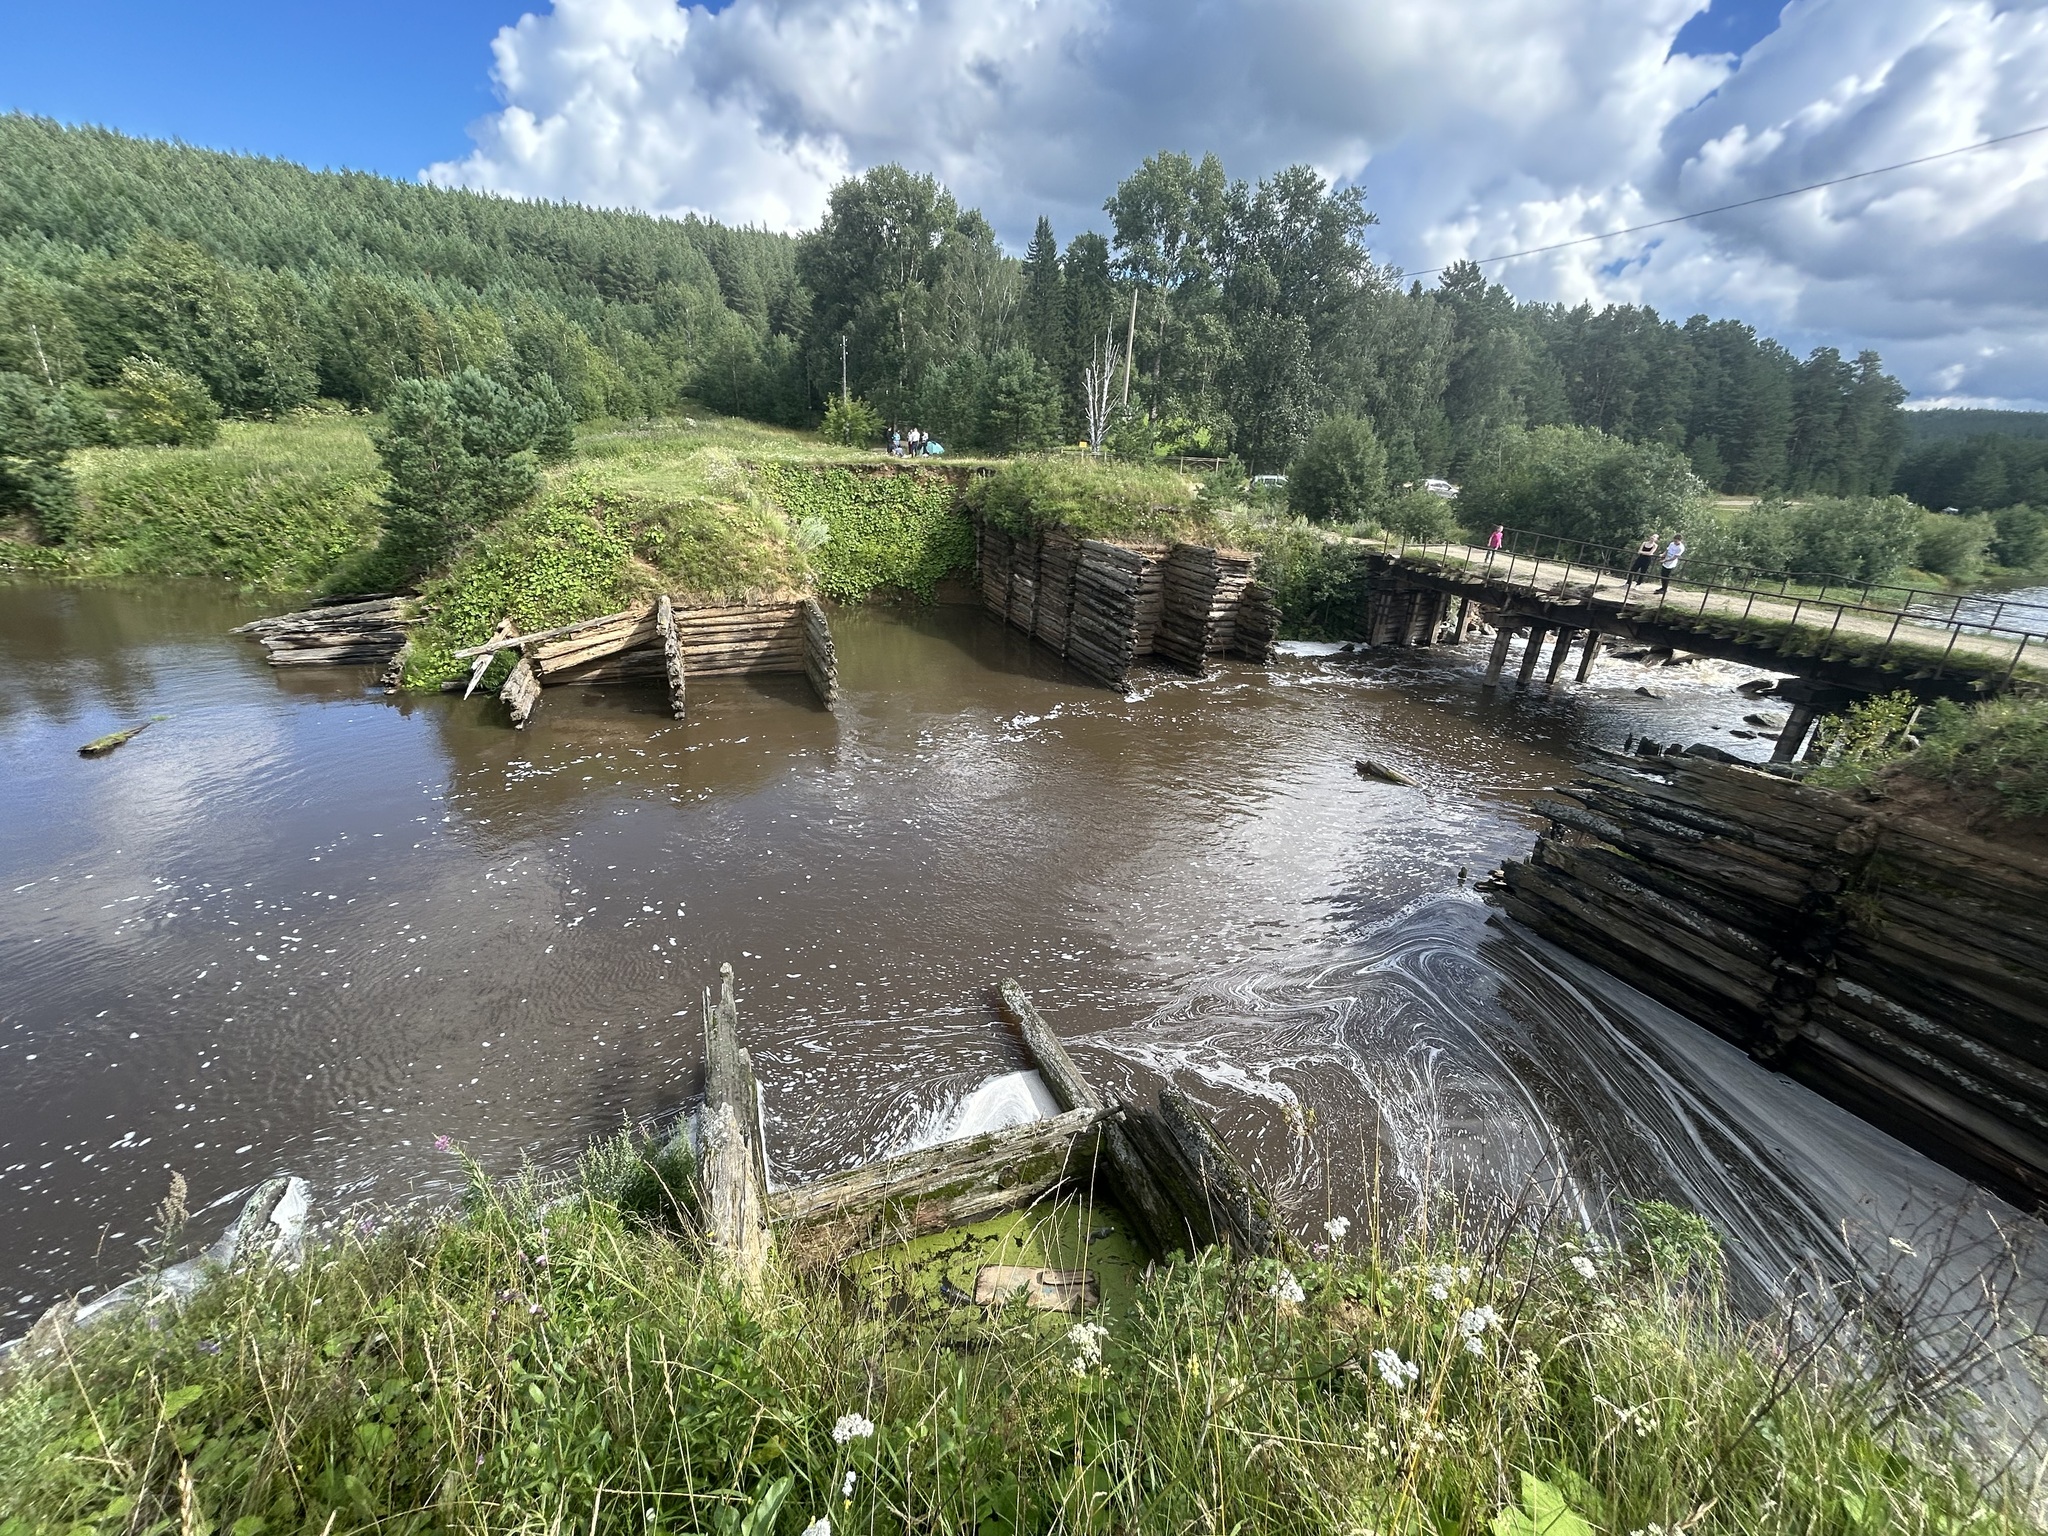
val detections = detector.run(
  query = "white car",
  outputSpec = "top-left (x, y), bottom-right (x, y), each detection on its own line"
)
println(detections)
top-left (1422, 478), bottom-right (1460, 499)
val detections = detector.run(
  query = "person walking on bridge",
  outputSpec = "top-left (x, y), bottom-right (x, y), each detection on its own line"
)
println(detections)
top-left (1486, 525), bottom-right (1504, 552)
top-left (1657, 536), bottom-right (1686, 595)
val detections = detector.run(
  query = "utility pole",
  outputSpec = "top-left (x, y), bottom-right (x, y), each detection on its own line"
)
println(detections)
top-left (1120, 287), bottom-right (1138, 407)
top-left (840, 334), bottom-right (849, 407)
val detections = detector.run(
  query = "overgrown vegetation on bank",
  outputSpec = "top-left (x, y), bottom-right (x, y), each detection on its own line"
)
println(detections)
top-left (1811, 691), bottom-right (2048, 824)
top-left (1, 1135), bottom-right (2031, 1536)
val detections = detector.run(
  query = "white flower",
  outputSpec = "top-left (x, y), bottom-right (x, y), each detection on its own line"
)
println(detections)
top-left (1067, 1320), bottom-right (1109, 1374)
top-left (830, 1412), bottom-right (874, 1444)
top-left (842, 1471), bottom-right (856, 1498)
top-left (1324, 1216), bottom-right (1351, 1242)
top-left (1427, 1282), bottom-right (1449, 1301)
top-left (1268, 1269), bottom-right (1306, 1304)
top-left (1370, 1347), bottom-right (1419, 1390)
top-left (1464, 1335), bottom-right (1487, 1357)
top-left (800, 1520), bottom-right (830, 1536)
top-left (1571, 1255), bottom-right (1598, 1281)
top-left (1457, 1305), bottom-right (1499, 1339)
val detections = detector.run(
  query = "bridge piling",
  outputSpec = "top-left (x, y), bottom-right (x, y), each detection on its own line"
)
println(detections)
top-left (1574, 631), bottom-right (1605, 684)
top-left (1482, 621), bottom-right (1515, 687)
top-left (1515, 623), bottom-right (1551, 687)
top-left (1542, 627), bottom-right (1577, 688)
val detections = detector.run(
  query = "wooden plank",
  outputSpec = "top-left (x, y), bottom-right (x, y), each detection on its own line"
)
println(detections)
top-left (702, 964), bottom-right (770, 1277)
top-left (658, 595), bottom-right (686, 720)
top-left (1156, 1087), bottom-right (1276, 1255)
top-left (767, 1107), bottom-right (1106, 1259)
top-left (452, 603), bottom-right (655, 659)
top-left (998, 978), bottom-right (1182, 1259)
top-left (500, 654), bottom-right (541, 728)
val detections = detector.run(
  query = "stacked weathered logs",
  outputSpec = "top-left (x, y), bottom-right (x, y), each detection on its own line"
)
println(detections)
top-left (657, 596), bottom-right (686, 720)
top-left (1502, 750), bottom-right (2048, 1205)
top-left (1231, 582), bottom-right (1281, 663)
top-left (976, 522), bottom-right (1279, 688)
top-left (531, 605), bottom-right (663, 683)
top-left (1067, 541), bottom-right (1151, 686)
top-left (670, 604), bottom-right (806, 677)
top-left (232, 595), bottom-right (420, 667)
top-left (801, 598), bottom-right (839, 706)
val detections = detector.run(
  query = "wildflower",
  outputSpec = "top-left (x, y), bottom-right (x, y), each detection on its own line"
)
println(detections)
top-left (842, 1470), bottom-right (856, 1498)
top-left (434, 1134), bottom-right (453, 1152)
top-left (1571, 1255), bottom-right (1597, 1281)
top-left (1068, 1320), bottom-right (1110, 1374)
top-left (800, 1520), bottom-right (830, 1536)
top-left (1370, 1347), bottom-right (1419, 1390)
top-left (831, 1412), bottom-right (874, 1444)
top-left (1324, 1216), bottom-right (1351, 1242)
top-left (197, 1338), bottom-right (221, 1355)
top-left (1458, 1304), bottom-right (1499, 1355)
top-left (1268, 1269), bottom-right (1306, 1304)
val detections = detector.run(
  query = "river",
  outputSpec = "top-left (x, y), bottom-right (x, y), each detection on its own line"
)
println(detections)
top-left (2, 576), bottom-right (2041, 1414)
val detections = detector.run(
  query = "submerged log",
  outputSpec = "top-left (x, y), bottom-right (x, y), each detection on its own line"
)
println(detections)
top-left (1355, 757), bottom-right (1417, 786)
top-left (78, 718), bottom-right (160, 757)
top-left (998, 978), bottom-right (1181, 1258)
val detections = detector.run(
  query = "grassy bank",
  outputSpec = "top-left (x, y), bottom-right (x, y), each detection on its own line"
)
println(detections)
top-left (0, 1137), bottom-right (2028, 1536)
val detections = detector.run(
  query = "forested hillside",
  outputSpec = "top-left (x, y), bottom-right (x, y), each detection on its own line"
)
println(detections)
top-left (0, 116), bottom-right (1914, 497)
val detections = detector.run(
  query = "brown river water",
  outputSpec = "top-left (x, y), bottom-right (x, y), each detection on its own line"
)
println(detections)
top-left (3, 576), bottom-right (2043, 1412)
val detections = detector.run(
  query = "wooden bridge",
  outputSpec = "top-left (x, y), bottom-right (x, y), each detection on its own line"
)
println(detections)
top-left (1356, 529), bottom-right (2048, 760)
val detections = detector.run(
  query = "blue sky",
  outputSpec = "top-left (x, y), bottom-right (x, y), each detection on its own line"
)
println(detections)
top-left (3, 0), bottom-right (2044, 407)
top-left (0, 1), bottom-right (526, 178)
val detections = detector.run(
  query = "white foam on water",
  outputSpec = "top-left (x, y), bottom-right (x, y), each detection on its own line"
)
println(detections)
top-left (904, 1069), bottom-right (1061, 1153)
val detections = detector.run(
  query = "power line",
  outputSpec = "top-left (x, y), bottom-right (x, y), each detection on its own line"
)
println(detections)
top-left (1407, 121), bottom-right (2048, 279)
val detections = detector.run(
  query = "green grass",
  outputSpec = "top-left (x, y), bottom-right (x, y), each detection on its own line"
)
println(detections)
top-left (0, 1135), bottom-right (2029, 1536)
top-left (964, 455), bottom-right (1211, 544)
top-left (759, 463), bottom-right (972, 603)
top-left (51, 415), bottom-right (386, 590)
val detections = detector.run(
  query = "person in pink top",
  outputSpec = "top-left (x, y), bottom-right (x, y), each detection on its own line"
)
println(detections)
top-left (1486, 525), bottom-right (1505, 552)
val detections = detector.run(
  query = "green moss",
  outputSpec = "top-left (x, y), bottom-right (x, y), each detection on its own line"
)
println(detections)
top-left (759, 463), bottom-right (972, 601)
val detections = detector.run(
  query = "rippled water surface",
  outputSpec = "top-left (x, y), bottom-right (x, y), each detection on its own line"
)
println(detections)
top-left (3, 578), bottom-right (2041, 1400)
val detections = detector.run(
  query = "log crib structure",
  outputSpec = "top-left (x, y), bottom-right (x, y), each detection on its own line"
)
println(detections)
top-left (974, 523), bottom-right (1281, 690)
top-left (687, 965), bottom-right (1280, 1283)
top-left (240, 594), bottom-right (839, 728)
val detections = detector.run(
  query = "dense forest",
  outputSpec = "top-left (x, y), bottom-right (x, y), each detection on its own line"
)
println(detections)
top-left (0, 115), bottom-right (1924, 491)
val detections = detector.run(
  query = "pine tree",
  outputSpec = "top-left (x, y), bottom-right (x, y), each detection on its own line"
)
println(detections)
top-left (1020, 217), bottom-right (1065, 373)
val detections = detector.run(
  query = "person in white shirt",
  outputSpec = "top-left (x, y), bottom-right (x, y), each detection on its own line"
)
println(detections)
top-left (1657, 537), bottom-right (1686, 594)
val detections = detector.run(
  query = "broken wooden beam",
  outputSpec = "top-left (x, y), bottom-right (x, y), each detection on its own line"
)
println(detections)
top-left (998, 978), bottom-right (1181, 1259)
top-left (658, 595), bottom-right (686, 720)
top-left (702, 964), bottom-right (771, 1277)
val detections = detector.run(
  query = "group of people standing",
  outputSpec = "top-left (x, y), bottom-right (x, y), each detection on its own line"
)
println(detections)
top-left (889, 426), bottom-right (942, 457)
top-left (1482, 523), bottom-right (1687, 595)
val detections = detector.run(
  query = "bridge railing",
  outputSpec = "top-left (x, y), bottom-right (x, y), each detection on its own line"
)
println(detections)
top-left (1478, 525), bottom-right (2048, 635)
top-left (1361, 527), bottom-right (2045, 690)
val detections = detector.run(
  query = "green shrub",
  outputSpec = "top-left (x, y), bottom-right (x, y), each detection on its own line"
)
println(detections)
top-left (965, 455), bottom-right (1201, 542)
top-left (109, 357), bottom-right (219, 447)
top-left (1914, 510), bottom-right (1993, 581)
top-left (1908, 695), bottom-right (2048, 820)
top-left (1459, 424), bottom-right (1706, 551)
top-left (1286, 414), bottom-right (1387, 523)
top-left (762, 463), bottom-right (970, 601)
top-left (1988, 503), bottom-right (2046, 571)
top-left (1240, 519), bottom-right (1373, 637)
top-left (1808, 691), bottom-right (1922, 792)
top-left (1380, 485), bottom-right (1460, 542)
top-left (0, 370), bottom-right (80, 542)
top-left (820, 394), bottom-right (883, 449)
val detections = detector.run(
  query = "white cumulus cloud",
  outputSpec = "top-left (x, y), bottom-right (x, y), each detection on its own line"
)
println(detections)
top-left (428, 0), bottom-right (2048, 405)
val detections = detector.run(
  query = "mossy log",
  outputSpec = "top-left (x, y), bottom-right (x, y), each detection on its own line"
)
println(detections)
top-left (997, 978), bottom-right (1182, 1259)
top-left (767, 1107), bottom-right (1107, 1261)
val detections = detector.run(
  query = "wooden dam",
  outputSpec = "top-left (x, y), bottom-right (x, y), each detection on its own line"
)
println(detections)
top-left (237, 593), bottom-right (839, 726)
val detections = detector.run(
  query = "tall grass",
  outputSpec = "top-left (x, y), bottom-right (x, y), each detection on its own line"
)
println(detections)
top-left (2, 1134), bottom-right (2033, 1536)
